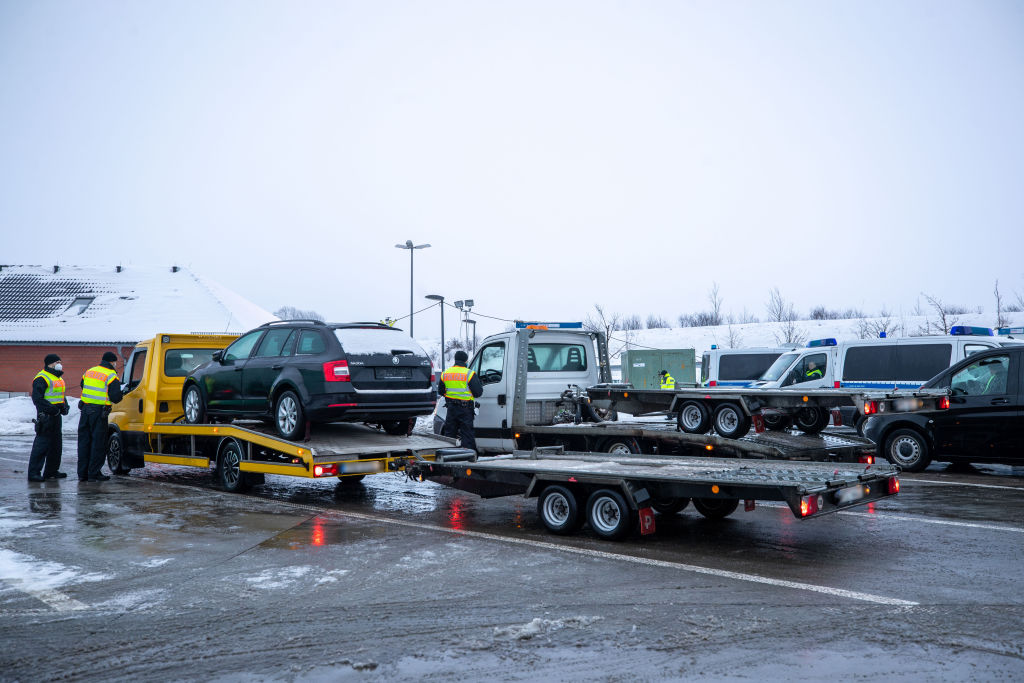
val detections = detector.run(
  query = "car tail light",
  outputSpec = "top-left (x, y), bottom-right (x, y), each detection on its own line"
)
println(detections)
top-left (430, 361), bottom-right (436, 384)
top-left (862, 400), bottom-right (878, 416)
top-left (938, 396), bottom-right (950, 410)
top-left (323, 360), bottom-right (350, 382)
top-left (887, 477), bottom-right (900, 494)
top-left (314, 464), bottom-right (339, 477)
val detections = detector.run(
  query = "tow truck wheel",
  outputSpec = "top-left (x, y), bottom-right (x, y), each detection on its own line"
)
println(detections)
top-left (693, 497), bottom-right (740, 520)
top-left (651, 497), bottom-right (690, 515)
top-left (794, 407), bottom-right (829, 434)
top-left (538, 485), bottom-right (583, 535)
top-left (602, 438), bottom-right (638, 455)
top-left (586, 489), bottom-right (635, 541)
top-left (183, 385), bottom-right (205, 424)
top-left (106, 431), bottom-right (129, 475)
top-left (713, 403), bottom-right (751, 439)
top-left (218, 439), bottom-right (251, 493)
top-left (677, 401), bottom-right (711, 434)
top-left (884, 428), bottom-right (931, 472)
top-left (274, 390), bottom-right (305, 441)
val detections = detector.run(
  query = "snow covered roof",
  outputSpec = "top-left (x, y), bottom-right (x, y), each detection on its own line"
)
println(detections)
top-left (0, 265), bottom-right (277, 344)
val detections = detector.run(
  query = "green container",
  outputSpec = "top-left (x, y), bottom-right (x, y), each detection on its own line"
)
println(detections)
top-left (621, 349), bottom-right (696, 388)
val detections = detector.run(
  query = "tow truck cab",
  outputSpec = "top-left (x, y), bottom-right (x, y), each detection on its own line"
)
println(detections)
top-left (110, 334), bottom-right (238, 467)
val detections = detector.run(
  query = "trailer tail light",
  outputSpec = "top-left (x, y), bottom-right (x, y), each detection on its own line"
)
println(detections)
top-left (800, 494), bottom-right (822, 517)
top-left (314, 464), bottom-right (339, 477)
top-left (938, 396), bottom-right (950, 410)
top-left (858, 454), bottom-right (875, 464)
top-left (888, 477), bottom-right (900, 494)
top-left (862, 400), bottom-right (878, 416)
top-left (323, 360), bottom-right (351, 382)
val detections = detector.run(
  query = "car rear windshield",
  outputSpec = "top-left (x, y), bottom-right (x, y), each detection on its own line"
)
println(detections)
top-left (164, 348), bottom-right (220, 377)
top-left (719, 353), bottom-right (782, 381)
top-left (333, 327), bottom-right (428, 357)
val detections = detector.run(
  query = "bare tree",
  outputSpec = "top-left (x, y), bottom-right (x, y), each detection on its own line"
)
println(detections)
top-left (809, 305), bottom-right (842, 320)
top-left (766, 287), bottom-right (791, 323)
top-left (708, 282), bottom-right (723, 326)
top-left (736, 307), bottom-right (759, 324)
top-left (274, 306), bottom-right (324, 322)
top-left (918, 292), bottom-right (964, 335)
top-left (726, 325), bottom-right (743, 349)
top-left (585, 304), bottom-right (632, 355)
top-left (645, 314), bottom-right (669, 329)
top-left (857, 310), bottom-right (902, 339)
top-left (621, 314), bottom-right (644, 331)
top-left (994, 280), bottom-right (1009, 329)
top-left (773, 318), bottom-right (805, 345)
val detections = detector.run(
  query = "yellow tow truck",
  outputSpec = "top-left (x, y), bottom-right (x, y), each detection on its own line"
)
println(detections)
top-left (106, 334), bottom-right (450, 492)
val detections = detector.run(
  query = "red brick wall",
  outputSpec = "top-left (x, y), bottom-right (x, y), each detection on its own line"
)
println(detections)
top-left (0, 344), bottom-right (132, 396)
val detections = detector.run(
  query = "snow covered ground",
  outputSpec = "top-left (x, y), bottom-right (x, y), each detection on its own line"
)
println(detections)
top-left (0, 396), bottom-right (82, 436)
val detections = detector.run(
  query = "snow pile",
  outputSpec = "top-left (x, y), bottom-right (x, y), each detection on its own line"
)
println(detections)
top-left (242, 566), bottom-right (313, 589)
top-left (0, 547), bottom-right (106, 590)
top-left (0, 396), bottom-right (82, 436)
top-left (493, 616), bottom-right (603, 640)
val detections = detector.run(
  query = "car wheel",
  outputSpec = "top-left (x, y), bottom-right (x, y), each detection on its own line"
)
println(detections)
top-left (183, 384), bottom-right (206, 424)
top-left (651, 497), bottom-right (690, 515)
top-left (586, 489), bottom-right (635, 541)
top-left (763, 413), bottom-right (792, 431)
top-left (713, 403), bottom-right (751, 439)
top-left (884, 428), bottom-right (931, 472)
top-left (382, 419), bottom-right (413, 436)
top-left (602, 438), bottom-right (638, 455)
top-left (106, 431), bottom-right (129, 475)
top-left (677, 400), bottom-right (711, 434)
top-left (218, 439), bottom-right (251, 493)
top-left (537, 485), bottom-right (584, 535)
top-left (274, 390), bottom-right (305, 441)
top-left (794, 407), bottom-right (829, 434)
top-left (693, 497), bottom-right (740, 520)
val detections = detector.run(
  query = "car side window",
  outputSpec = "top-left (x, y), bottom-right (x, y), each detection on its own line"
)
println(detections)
top-left (789, 353), bottom-right (827, 385)
top-left (473, 343), bottom-right (505, 384)
top-left (254, 329), bottom-right (295, 358)
top-left (125, 350), bottom-right (147, 391)
top-left (224, 331), bottom-right (264, 362)
top-left (950, 355), bottom-right (1009, 396)
top-left (964, 343), bottom-right (992, 358)
top-left (296, 330), bottom-right (327, 355)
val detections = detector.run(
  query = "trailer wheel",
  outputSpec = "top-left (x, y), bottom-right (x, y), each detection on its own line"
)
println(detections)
top-left (538, 485), bottom-right (583, 535)
top-left (763, 413), bottom-right (792, 431)
top-left (183, 384), bottom-right (206, 424)
top-left (713, 403), bottom-right (751, 439)
top-left (884, 428), bottom-right (931, 472)
top-left (794, 407), bottom-right (829, 434)
top-left (651, 497), bottom-right (690, 515)
top-left (218, 439), bottom-right (251, 493)
top-left (274, 390), bottom-right (306, 441)
top-left (586, 489), bottom-right (635, 540)
top-left (106, 431), bottom-right (129, 474)
top-left (601, 438), bottom-right (638, 455)
top-left (693, 497), bottom-right (740, 520)
top-left (677, 401), bottom-right (711, 434)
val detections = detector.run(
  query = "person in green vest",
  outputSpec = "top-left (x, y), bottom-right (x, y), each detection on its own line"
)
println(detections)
top-left (27, 353), bottom-right (70, 482)
top-left (805, 360), bottom-right (823, 381)
top-left (438, 350), bottom-right (483, 452)
top-left (77, 351), bottom-right (124, 482)
top-left (659, 369), bottom-right (675, 390)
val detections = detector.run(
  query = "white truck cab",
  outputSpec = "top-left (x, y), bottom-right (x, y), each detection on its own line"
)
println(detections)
top-left (433, 323), bottom-right (607, 454)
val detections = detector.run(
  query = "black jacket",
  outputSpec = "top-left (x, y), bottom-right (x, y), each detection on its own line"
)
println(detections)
top-left (438, 367), bottom-right (483, 400)
top-left (32, 371), bottom-right (69, 416)
top-left (79, 361), bottom-right (124, 404)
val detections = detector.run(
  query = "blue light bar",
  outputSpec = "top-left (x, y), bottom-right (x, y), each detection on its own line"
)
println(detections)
top-left (806, 338), bottom-right (837, 347)
top-left (514, 321), bottom-right (584, 329)
top-left (997, 327), bottom-right (1024, 335)
top-left (710, 344), bottom-right (718, 350)
top-left (950, 326), bottom-right (993, 336)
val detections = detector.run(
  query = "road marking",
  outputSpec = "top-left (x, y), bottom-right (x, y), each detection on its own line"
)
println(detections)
top-left (909, 478), bottom-right (1023, 491)
top-left (756, 502), bottom-right (1024, 534)
top-left (0, 579), bottom-right (88, 612)
top-left (326, 509), bottom-right (918, 607)
top-left (0, 455), bottom-right (30, 463)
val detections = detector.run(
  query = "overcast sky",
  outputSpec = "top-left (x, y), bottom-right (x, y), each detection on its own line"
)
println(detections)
top-left (2, 0), bottom-right (1023, 341)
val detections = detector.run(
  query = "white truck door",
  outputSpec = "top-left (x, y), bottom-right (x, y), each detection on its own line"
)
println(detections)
top-left (469, 340), bottom-right (514, 453)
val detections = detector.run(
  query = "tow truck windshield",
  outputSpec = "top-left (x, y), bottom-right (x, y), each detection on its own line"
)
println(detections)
top-left (760, 352), bottom-right (800, 382)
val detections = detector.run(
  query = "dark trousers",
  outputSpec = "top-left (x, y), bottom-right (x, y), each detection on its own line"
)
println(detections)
top-left (443, 400), bottom-right (477, 452)
top-left (77, 404), bottom-right (109, 480)
top-left (28, 416), bottom-right (62, 479)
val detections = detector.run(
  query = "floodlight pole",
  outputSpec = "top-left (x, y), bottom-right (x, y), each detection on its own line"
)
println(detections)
top-left (425, 294), bottom-right (445, 366)
top-left (395, 240), bottom-right (430, 336)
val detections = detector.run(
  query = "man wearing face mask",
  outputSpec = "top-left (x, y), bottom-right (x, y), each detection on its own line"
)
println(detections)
top-left (27, 353), bottom-right (71, 482)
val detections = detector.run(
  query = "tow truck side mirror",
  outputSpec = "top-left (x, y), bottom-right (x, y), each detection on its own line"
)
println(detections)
top-left (212, 350), bottom-right (224, 363)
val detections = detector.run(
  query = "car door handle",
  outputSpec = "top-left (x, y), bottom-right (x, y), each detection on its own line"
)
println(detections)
top-left (990, 398), bottom-right (1009, 405)
top-left (138, 399), bottom-right (143, 412)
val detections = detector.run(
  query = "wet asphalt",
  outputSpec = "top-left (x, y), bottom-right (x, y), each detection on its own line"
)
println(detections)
top-left (1, 435), bottom-right (1023, 682)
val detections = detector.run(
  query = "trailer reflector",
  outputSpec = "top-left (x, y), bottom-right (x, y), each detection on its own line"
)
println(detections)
top-left (711, 485), bottom-right (720, 494)
top-left (639, 507), bottom-right (656, 535)
top-left (888, 477), bottom-right (900, 494)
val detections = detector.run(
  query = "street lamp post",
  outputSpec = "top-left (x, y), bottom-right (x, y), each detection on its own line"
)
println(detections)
top-left (425, 294), bottom-right (444, 366)
top-left (395, 240), bottom-right (431, 337)
top-left (454, 299), bottom-right (474, 353)
top-left (465, 318), bottom-right (477, 353)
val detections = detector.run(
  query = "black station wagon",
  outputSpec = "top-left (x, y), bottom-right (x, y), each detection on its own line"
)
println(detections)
top-left (182, 320), bottom-right (436, 440)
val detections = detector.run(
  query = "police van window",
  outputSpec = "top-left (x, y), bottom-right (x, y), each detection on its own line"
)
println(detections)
top-left (894, 344), bottom-right (951, 382)
top-left (296, 330), bottom-right (327, 355)
top-left (224, 331), bottom-right (263, 362)
top-left (790, 353), bottom-right (827, 385)
top-left (254, 329), bottom-right (295, 358)
top-left (964, 343), bottom-right (992, 357)
top-left (951, 355), bottom-right (1009, 396)
top-left (700, 353), bottom-right (710, 384)
top-left (164, 349), bottom-right (219, 377)
top-left (126, 350), bottom-right (147, 390)
top-left (719, 353), bottom-right (783, 381)
top-left (472, 343), bottom-right (505, 384)
top-left (842, 346), bottom-right (895, 381)
top-left (528, 344), bottom-right (588, 372)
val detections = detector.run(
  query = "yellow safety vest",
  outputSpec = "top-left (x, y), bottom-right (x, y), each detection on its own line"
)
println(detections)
top-left (34, 370), bottom-right (66, 404)
top-left (806, 368), bottom-right (823, 379)
top-left (660, 373), bottom-right (675, 390)
top-left (442, 365), bottom-right (475, 401)
top-left (81, 365), bottom-right (118, 405)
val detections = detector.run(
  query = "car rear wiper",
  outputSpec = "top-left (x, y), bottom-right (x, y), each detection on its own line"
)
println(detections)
top-left (391, 349), bottom-right (415, 355)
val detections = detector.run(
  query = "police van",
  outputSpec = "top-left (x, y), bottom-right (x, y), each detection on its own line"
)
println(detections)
top-left (700, 346), bottom-right (798, 387)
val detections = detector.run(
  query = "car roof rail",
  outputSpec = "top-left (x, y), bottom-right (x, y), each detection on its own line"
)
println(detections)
top-left (260, 319), bottom-right (327, 327)
top-left (334, 322), bottom-right (393, 329)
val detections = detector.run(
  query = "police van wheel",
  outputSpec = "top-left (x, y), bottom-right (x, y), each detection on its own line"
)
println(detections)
top-left (763, 413), bottom-right (792, 431)
top-left (586, 489), bottom-right (635, 540)
top-left (651, 497), bottom-right (690, 515)
top-left (884, 428), bottom-right (931, 472)
top-left (538, 485), bottom-right (584, 535)
top-left (106, 431), bottom-right (129, 475)
top-left (183, 385), bottom-right (206, 424)
top-left (693, 497), bottom-right (740, 520)
top-left (713, 403), bottom-right (751, 439)
top-left (677, 401), bottom-right (711, 434)
top-left (274, 391), bottom-right (305, 441)
top-left (218, 439), bottom-right (251, 493)
top-left (794, 407), bottom-right (829, 434)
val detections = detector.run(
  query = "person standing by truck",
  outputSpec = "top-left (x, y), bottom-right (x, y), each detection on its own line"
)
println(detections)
top-left (27, 353), bottom-right (70, 482)
top-left (438, 350), bottom-right (483, 452)
top-left (77, 351), bottom-right (124, 482)
top-left (659, 369), bottom-right (675, 390)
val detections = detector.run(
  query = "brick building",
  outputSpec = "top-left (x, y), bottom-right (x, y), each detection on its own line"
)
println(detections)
top-left (0, 265), bottom-right (275, 395)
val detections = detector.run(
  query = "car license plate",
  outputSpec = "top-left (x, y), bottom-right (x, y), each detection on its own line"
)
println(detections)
top-left (375, 367), bottom-right (412, 379)
top-left (835, 485), bottom-right (866, 505)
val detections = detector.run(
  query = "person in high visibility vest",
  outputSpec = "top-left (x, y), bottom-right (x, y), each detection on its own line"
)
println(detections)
top-left (27, 353), bottom-right (71, 482)
top-left (659, 370), bottom-right (675, 390)
top-left (438, 350), bottom-right (483, 452)
top-left (77, 351), bottom-right (124, 482)
top-left (805, 360), bottom-right (823, 381)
